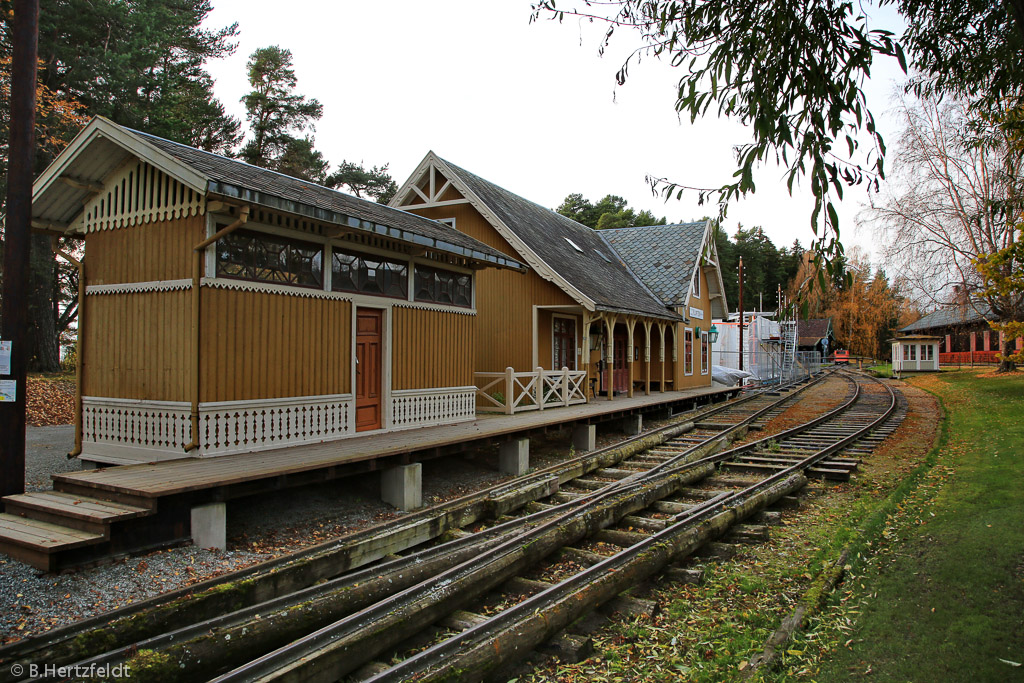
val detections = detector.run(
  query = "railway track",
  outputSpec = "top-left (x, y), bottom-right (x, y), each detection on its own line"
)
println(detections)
top-left (0, 371), bottom-right (899, 682)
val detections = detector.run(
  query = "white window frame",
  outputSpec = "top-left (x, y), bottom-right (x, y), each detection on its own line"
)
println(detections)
top-left (700, 331), bottom-right (709, 375)
top-left (692, 266), bottom-right (701, 299)
top-left (684, 328), bottom-right (694, 376)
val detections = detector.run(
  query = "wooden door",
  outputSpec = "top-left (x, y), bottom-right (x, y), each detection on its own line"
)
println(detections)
top-left (356, 308), bottom-right (383, 432)
top-left (613, 333), bottom-right (629, 392)
top-left (601, 333), bottom-right (631, 394)
top-left (552, 317), bottom-right (577, 370)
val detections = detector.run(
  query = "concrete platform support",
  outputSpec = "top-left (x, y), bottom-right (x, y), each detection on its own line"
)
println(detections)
top-left (499, 438), bottom-right (530, 476)
top-left (649, 407), bottom-right (672, 421)
top-left (572, 424), bottom-right (596, 452)
top-left (382, 463), bottom-right (422, 511)
top-left (623, 414), bottom-right (643, 435)
top-left (191, 502), bottom-right (226, 550)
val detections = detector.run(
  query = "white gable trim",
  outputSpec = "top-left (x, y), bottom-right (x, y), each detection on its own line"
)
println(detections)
top-left (392, 152), bottom-right (597, 312)
top-left (34, 117), bottom-right (209, 206)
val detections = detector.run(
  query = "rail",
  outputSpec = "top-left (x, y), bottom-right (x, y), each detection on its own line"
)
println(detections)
top-left (474, 366), bottom-right (587, 414)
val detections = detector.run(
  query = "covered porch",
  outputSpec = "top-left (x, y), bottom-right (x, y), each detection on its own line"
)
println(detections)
top-left (474, 305), bottom-right (680, 415)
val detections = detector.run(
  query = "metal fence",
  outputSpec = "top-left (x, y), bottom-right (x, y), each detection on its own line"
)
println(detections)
top-left (714, 347), bottom-right (823, 385)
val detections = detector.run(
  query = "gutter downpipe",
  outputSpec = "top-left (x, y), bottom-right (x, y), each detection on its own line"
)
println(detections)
top-left (183, 206), bottom-right (250, 453)
top-left (54, 244), bottom-right (84, 458)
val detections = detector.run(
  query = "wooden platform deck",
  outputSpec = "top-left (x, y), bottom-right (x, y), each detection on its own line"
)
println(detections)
top-left (56, 387), bottom-right (736, 499)
top-left (1, 385), bottom-right (738, 570)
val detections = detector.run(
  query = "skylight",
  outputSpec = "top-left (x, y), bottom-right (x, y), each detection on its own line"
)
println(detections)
top-left (594, 249), bottom-right (611, 263)
top-left (564, 237), bottom-right (584, 253)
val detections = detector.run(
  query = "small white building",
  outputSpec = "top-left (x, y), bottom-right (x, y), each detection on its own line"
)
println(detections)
top-left (891, 335), bottom-right (942, 375)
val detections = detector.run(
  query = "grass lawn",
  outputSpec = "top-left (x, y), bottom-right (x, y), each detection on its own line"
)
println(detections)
top-left (525, 371), bottom-right (1023, 683)
top-left (866, 363), bottom-right (892, 378)
top-left (815, 369), bottom-right (1024, 681)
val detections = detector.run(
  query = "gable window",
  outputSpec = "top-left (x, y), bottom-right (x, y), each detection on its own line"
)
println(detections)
top-left (701, 331), bottom-right (709, 375)
top-left (684, 328), bottom-right (694, 375)
top-left (692, 267), bottom-right (701, 299)
top-left (415, 264), bottom-right (472, 307)
top-left (331, 248), bottom-right (408, 298)
top-left (217, 228), bottom-right (323, 288)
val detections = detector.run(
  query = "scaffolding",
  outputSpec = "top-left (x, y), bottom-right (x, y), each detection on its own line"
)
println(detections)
top-left (712, 299), bottom-right (809, 384)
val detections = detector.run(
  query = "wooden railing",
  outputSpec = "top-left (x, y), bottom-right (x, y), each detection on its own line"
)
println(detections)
top-left (940, 351), bottom-right (1002, 364)
top-left (474, 367), bottom-right (588, 414)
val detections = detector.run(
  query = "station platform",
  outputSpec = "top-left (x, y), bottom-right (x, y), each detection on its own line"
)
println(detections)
top-left (0, 385), bottom-right (739, 571)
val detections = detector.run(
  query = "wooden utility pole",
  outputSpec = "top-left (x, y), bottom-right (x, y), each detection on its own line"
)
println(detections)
top-left (0, 0), bottom-right (39, 503)
top-left (738, 256), bottom-right (744, 372)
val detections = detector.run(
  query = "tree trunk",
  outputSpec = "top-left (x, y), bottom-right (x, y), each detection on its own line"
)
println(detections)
top-left (27, 233), bottom-right (59, 372)
top-left (998, 335), bottom-right (1018, 373)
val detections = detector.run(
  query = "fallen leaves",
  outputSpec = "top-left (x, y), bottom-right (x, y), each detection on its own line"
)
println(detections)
top-left (26, 377), bottom-right (75, 426)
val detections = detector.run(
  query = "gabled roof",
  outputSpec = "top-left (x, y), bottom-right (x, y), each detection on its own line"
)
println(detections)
top-left (601, 221), bottom-right (730, 318)
top-left (32, 117), bottom-right (522, 270)
top-left (797, 318), bottom-right (833, 347)
top-left (392, 153), bottom-right (682, 321)
top-left (899, 305), bottom-right (994, 333)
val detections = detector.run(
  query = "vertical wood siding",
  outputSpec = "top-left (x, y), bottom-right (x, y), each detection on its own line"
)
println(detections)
top-left (83, 290), bottom-right (191, 401)
top-left (392, 307), bottom-right (474, 390)
top-left (85, 215), bottom-right (205, 284)
top-left (406, 205), bottom-right (576, 372)
top-left (199, 288), bottom-right (351, 402)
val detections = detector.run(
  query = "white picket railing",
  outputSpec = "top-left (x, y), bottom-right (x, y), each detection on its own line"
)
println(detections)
top-left (474, 367), bottom-right (587, 414)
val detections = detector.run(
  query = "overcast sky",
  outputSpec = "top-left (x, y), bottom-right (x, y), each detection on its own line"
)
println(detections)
top-left (202, 0), bottom-right (908, 260)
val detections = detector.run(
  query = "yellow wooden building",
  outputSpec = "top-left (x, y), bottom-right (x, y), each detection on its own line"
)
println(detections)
top-left (391, 154), bottom-right (729, 414)
top-left (31, 119), bottom-right (522, 465)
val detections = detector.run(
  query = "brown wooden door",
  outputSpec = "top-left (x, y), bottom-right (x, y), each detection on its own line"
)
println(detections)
top-left (552, 317), bottom-right (576, 370)
top-left (612, 333), bottom-right (629, 392)
top-left (356, 308), bottom-right (383, 432)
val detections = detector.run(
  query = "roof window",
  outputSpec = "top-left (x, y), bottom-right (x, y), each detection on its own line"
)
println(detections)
top-left (564, 237), bottom-right (584, 253)
top-left (594, 249), bottom-right (612, 263)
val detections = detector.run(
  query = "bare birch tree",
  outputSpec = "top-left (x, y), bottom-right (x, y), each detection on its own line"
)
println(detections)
top-left (864, 94), bottom-right (1024, 369)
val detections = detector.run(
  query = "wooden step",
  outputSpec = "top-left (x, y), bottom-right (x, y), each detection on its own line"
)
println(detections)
top-left (51, 479), bottom-right (157, 510)
top-left (0, 513), bottom-right (104, 571)
top-left (3, 492), bottom-right (151, 537)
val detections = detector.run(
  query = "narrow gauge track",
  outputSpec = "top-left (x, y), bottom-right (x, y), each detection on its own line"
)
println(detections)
top-left (214, 371), bottom-right (901, 683)
top-left (0, 374), bottom-right (834, 682)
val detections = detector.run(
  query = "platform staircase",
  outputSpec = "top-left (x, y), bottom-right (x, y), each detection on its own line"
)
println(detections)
top-left (0, 482), bottom-right (163, 572)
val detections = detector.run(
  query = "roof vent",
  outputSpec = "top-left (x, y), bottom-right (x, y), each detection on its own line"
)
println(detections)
top-left (594, 249), bottom-right (611, 263)
top-left (564, 237), bottom-right (584, 253)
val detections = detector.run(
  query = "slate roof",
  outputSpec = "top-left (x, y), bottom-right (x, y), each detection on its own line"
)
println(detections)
top-left (438, 158), bottom-right (681, 320)
top-left (600, 222), bottom-right (706, 306)
top-left (131, 130), bottom-right (521, 269)
top-left (797, 318), bottom-right (833, 347)
top-left (899, 305), bottom-right (995, 333)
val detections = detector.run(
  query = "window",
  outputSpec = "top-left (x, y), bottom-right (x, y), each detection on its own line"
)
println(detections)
top-left (909, 345), bottom-right (917, 361)
top-left (692, 267), bottom-right (701, 299)
top-left (684, 328), bottom-right (694, 375)
top-left (438, 218), bottom-right (456, 228)
top-left (701, 331), bottom-right (709, 374)
top-left (414, 264), bottom-right (472, 307)
top-left (902, 345), bottom-right (910, 361)
top-left (564, 237), bottom-right (584, 253)
top-left (923, 344), bottom-right (934, 361)
top-left (217, 228), bottom-right (323, 288)
top-left (331, 248), bottom-right (408, 298)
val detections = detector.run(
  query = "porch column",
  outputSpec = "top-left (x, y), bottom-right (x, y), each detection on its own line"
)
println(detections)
top-left (644, 320), bottom-right (653, 395)
top-left (605, 315), bottom-right (617, 401)
top-left (659, 323), bottom-right (667, 393)
top-left (582, 310), bottom-right (592, 400)
top-left (626, 317), bottom-right (636, 398)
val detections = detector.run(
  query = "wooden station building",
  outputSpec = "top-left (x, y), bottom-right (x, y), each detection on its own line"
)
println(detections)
top-left (30, 118), bottom-right (523, 466)
top-left (391, 153), bottom-right (730, 414)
